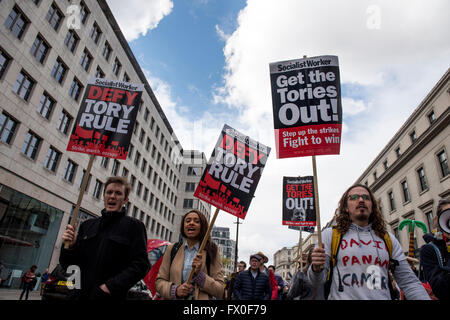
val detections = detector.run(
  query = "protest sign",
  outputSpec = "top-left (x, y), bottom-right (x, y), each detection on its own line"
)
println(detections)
top-left (269, 55), bottom-right (342, 159)
top-left (194, 124), bottom-right (271, 219)
top-left (282, 176), bottom-right (316, 227)
top-left (67, 78), bottom-right (144, 159)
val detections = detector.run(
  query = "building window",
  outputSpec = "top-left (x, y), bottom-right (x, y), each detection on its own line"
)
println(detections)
top-left (410, 130), bottom-right (417, 144)
top-left (145, 137), bottom-right (151, 151)
top-left (183, 199), bottom-right (194, 209)
top-left (102, 41), bottom-right (112, 61)
top-left (437, 150), bottom-right (449, 178)
top-left (141, 158), bottom-right (147, 173)
top-left (38, 92), bottom-right (55, 120)
top-left (130, 175), bottom-right (136, 189)
top-left (93, 179), bottom-right (103, 199)
top-left (21, 131), bottom-right (41, 160)
top-left (150, 117), bottom-right (155, 130)
top-left (111, 160), bottom-right (120, 176)
top-left (136, 181), bottom-right (143, 197)
top-left (80, 48), bottom-right (92, 72)
top-left (373, 171), bottom-right (377, 181)
top-left (187, 167), bottom-right (200, 176)
top-left (63, 159), bottom-right (77, 183)
top-left (30, 35), bottom-right (50, 64)
top-left (51, 58), bottom-right (68, 84)
top-left (417, 167), bottom-right (428, 192)
top-left (424, 211), bottom-right (434, 233)
top-left (13, 70), bottom-right (35, 101)
top-left (100, 157), bottom-right (109, 169)
top-left (139, 129), bottom-right (145, 143)
top-left (44, 146), bottom-right (61, 172)
top-left (417, 167), bottom-right (428, 191)
top-left (95, 66), bottom-right (105, 78)
top-left (144, 108), bottom-right (149, 122)
top-left (128, 143), bottom-right (134, 159)
top-left (79, 1), bottom-right (90, 24)
top-left (57, 110), bottom-right (72, 134)
top-left (427, 111), bottom-right (435, 124)
top-left (0, 112), bottom-right (18, 144)
top-left (46, 3), bottom-right (64, 31)
top-left (113, 58), bottom-right (121, 76)
top-left (388, 191), bottom-right (395, 211)
top-left (132, 206), bottom-right (138, 218)
top-left (395, 147), bottom-right (401, 159)
top-left (401, 180), bottom-right (410, 203)
top-left (185, 182), bottom-right (195, 192)
top-left (123, 72), bottom-right (130, 82)
top-left (64, 30), bottom-right (79, 53)
top-left (69, 77), bottom-right (83, 101)
top-left (79, 169), bottom-right (92, 192)
top-left (383, 160), bottom-right (388, 170)
top-left (0, 49), bottom-right (12, 79)
top-left (134, 151), bottom-right (141, 166)
top-left (143, 187), bottom-right (149, 202)
top-left (122, 167), bottom-right (128, 177)
top-left (5, 6), bottom-right (29, 39)
top-left (90, 22), bottom-right (102, 44)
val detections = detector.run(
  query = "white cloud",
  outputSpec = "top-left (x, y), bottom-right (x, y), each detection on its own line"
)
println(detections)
top-left (107, 0), bottom-right (173, 41)
top-left (215, 24), bottom-right (230, 42)
top-left (342, 98), bottom-right (369, 116)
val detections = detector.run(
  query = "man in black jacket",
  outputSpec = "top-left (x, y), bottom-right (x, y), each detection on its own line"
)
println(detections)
top-left (233, 254), bottom-right (271, 300)
top-left (60, 176), bottom-right (150, 300)
top-left (419, 198), bottom-right (450, 300)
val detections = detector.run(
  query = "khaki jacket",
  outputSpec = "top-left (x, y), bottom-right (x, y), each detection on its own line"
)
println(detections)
top-left (155, 242), bottom-right (224, 300)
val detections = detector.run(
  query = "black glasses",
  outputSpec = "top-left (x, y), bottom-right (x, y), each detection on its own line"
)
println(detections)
top-left (348, 194), bottom-right (370, 201)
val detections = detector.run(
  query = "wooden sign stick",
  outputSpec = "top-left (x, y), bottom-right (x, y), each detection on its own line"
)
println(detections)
top-left (186, 207), bottom-right (220, 284)
top-left (312, 155), bottom-right (322, 247)
top-left (64, 154), bottom-right (95, 249)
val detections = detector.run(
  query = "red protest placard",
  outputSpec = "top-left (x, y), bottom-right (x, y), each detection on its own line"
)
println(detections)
top-left (194, 124), bottom-right (271, 219)
top-left (67, 78), bottom-right (144, 159)
top-left (269, 55), bottom-right (342, 159)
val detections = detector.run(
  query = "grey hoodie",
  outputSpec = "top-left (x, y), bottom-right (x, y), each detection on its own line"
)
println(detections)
top-left (307, 223), bottom-right (430, 300)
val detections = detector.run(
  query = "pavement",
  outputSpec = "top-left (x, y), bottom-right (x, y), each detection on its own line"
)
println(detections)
top-left (0, 288), bottom-right (42, 300)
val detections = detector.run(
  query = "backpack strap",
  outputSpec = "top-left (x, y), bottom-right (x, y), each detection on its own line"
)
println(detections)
top-left (324, 227), bottom-right (342, 299)
top-left (419, 242), bottom-right (443, 282)
top-left (382, 233), bottom-right (399, 272)
top-left (329, 227), bottom-right (342, 272)
top-left (429, 243), bottom-right (444, 268)
top-left (170, 240), bottom-right (183, 265)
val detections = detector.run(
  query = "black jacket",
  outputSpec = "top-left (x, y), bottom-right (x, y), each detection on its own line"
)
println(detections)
top-left (59, 208), bottom-right (150, 300)
top-left (419, 236), bottom-right (450, 300)
top-left (233, 269), bottom-right (271, 300)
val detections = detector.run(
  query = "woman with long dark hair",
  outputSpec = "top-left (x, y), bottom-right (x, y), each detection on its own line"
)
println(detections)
top-left (155, 209), bottom-right (224, 300)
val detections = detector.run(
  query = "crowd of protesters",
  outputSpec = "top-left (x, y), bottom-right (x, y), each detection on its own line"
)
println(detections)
top-left (8, 176), bottom-right (443, 301)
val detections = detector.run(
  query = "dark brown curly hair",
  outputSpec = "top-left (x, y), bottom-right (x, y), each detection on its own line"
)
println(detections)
top-left (335, 184), bottom-right (387, 238)
top-left (180, 209), bottom-right (218, 261)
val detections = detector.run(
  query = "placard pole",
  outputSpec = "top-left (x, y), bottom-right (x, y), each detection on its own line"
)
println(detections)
top-left (312, 155), bottom-right (322, 247)
top-left (186, 207), bottom-right (220, 284)
top-left (64, 154), bottom-right (95, 249)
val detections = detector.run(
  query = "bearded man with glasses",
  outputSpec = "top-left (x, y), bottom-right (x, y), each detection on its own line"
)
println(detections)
top-left (307, 184), bottom-right (429, 300)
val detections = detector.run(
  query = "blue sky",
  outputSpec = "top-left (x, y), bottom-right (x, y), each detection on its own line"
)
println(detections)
top-left (108, 0), bottom-right (450, 266)
top-left (128, 0), bottom-right (245, 119)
